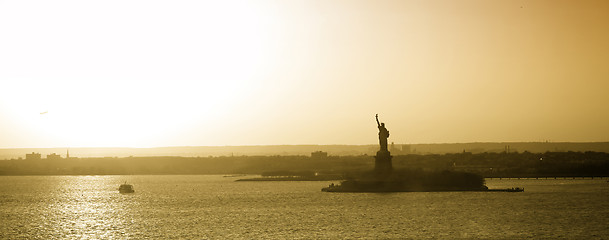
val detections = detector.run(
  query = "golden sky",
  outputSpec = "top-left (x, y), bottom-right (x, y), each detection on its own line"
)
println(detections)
top-left (1, 0), bottom-right (608, 148)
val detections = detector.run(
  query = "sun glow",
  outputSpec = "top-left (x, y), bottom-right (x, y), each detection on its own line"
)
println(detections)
top-left (0, 0), bottom-right (276, 147)
top-left (2, 0), bottom-right (609, 148)
top-left (3, 64), bottom-right (271, 147)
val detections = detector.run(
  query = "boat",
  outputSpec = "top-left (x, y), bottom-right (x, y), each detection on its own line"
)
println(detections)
top-left (118, 182), bottom-right (135, 193)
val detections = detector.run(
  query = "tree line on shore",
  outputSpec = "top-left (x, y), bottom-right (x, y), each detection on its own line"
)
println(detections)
top-left (0, 151), bottom-right (607, 177)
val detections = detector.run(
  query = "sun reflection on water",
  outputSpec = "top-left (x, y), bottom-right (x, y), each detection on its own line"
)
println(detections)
top-left (48, 176), bottom-right (139, 239)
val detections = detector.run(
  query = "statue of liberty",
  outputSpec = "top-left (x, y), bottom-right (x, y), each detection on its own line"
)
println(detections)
top-left (376, 114), bottom-right (390, 152)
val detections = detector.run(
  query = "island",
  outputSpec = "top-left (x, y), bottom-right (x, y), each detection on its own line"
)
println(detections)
top-left (322, 114), bottom-right (523, 192)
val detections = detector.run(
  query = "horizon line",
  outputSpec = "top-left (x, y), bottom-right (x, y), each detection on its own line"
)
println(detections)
top-left (2, 141), bottom-right (609, 149)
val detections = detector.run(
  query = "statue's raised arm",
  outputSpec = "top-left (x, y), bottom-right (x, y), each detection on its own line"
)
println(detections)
top-left (375, 114), bottom-right (380, 127)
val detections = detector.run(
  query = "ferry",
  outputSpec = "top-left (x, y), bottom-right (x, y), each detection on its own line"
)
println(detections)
top-left (119, 183), bottom-right (135, 193)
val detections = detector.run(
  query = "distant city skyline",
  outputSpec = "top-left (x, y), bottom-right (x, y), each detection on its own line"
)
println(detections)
top-left (1, 0), bottom-right (608, 148)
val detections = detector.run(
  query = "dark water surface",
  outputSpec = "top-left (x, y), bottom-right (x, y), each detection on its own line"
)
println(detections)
top-left (1, 176), bottom-right (607, 239)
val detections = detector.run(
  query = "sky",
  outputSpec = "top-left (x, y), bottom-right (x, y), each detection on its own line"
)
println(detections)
top-left (1, 0), bottom-right (608, 148)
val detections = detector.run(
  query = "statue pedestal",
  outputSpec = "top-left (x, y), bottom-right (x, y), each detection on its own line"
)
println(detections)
top-left (374, 150), bottom-right (393, 175)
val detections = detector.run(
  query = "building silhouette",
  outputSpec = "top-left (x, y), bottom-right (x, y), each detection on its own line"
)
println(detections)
top-left (25, 152), bottom-right (41, 160)
top-left (46, 153), bottom-right (61, 160)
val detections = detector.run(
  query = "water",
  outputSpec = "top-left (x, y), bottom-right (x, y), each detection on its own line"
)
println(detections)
top-left (1, 176), bottom-right (607, 239)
